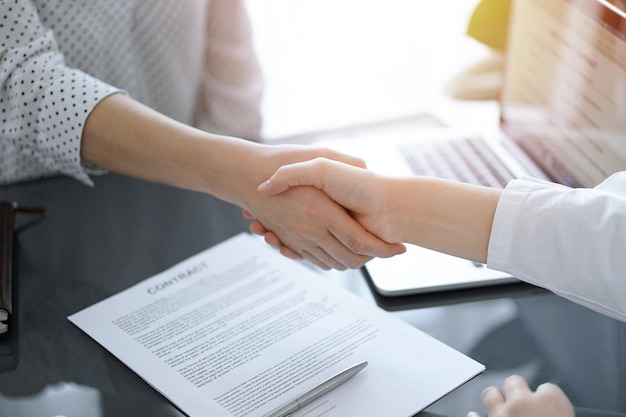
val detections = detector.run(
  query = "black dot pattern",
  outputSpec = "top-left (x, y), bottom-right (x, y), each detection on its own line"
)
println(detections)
top-left (0, 0), bottom-right (263, 186)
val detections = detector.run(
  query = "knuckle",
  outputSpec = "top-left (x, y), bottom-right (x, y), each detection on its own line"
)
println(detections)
top-left (536, 382), bottom-right (562, 397)
top-left (347, 237), bottom-right (367, 254)
top-left (481, 386), bottom-right (498, 400)
top-left (334, 262), bottom-right (348, 271)
top-left (344, 256), bottom-right (365, 270)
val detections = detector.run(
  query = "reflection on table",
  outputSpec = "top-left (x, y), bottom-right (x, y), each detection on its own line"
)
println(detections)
top-left (0, 176), bottom-right (624, 416)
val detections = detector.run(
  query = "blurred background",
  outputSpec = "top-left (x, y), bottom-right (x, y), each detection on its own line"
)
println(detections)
top-left (244, 0), bottom-right (491, 139)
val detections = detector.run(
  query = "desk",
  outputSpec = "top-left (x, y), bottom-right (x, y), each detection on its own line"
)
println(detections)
top-left (0, 173), bottom-right (252, 416)
top-left (327, 269), bottom-right (626, 416)
top-left (1, 173), bottom-right (625, 417)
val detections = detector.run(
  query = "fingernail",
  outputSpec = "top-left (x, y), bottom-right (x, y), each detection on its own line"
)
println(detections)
top-left (257, 180), bottom-right (270, 191)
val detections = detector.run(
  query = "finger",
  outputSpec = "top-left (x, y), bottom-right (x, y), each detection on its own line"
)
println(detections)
top-left (258, 181), bottom-right (382, 269)
top-left (307, 219), bottom-right (377, 269)
top-left (327, 219), bottom-right (406, 259)
top-left (249, 220), bottom-right (268, 236)
top-left (277, 237), bottom-right (357, 270)
top-left (535, 382), bottom-right (566, 398)
top-left (262, 231), bottom-right (281, 249)
top-left (258, 159), bottom-right (326, 195)
top-left (253, 230), bottom-right (304, 260)
top-left (274, 241), bottom-right (339, 267)
top-left (242, 209), bottom-right (254, 219)
top-left (481, 386), bottom-right (505, 411)
top-left (308, 251), bottom-right (362, 270)
top-left (318, 197), bottom-right (406, 259)
top-left (264, 232), bottom-right (345, 264)
top-left (278, 244), bottom-right (304, 260)
top-left (325, 225), bottom-right (404, 268)
top-left (535, 383), bottom-right (575, 416)
top-left (301, 245), bottom-right (349, 271)
top-left (279, 226), bottom-right (355, 270)
top-left (502, 375), bottom-right (530, 397)
top-left (299, 249), bottom-right (334, 271)
top-left (249, 227), bottom-right (304, 260)
top-left (536, 382), bottom-right (560, 393)
top-left (266, 233), bottom-right (303, 258)
top-left (277, 185), bottom-right (404, 266)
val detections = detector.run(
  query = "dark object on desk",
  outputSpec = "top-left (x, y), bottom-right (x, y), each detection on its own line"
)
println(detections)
top-left (0, 173), bottom-right (251, 409)
top-left (0, 202), bottom-right (16, 336)
top-left (361, 266), bottom-right (547, 311)
top-left (0, 202), bottom-right (44, 374)
top-left (0, 202), bottom-right (18, 375)
top-left (0, 202), bottom-right (44, 335)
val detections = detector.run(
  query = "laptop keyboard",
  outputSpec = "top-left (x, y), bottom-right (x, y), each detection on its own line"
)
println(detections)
top-left (399, 136), bottom-right (514, 188)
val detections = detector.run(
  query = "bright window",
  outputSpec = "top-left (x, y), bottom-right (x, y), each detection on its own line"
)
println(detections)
top-left (246, 0), bottom-right (487, 138)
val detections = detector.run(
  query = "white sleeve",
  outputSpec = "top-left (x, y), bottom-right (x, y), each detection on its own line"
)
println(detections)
top-left (0, 0), bottom-right (122, 186)
top-left (487, 172), bottom-right (626, 322)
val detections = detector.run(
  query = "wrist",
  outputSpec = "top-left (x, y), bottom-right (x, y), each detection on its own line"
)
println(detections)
top-left (380, 177), bottom-right (414, 243)
top-left (390, 177), bottom-right (500, 263)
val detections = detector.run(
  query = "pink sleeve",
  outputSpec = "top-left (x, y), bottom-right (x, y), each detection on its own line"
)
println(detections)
top-left (193, 0), bottom-right (264, 141)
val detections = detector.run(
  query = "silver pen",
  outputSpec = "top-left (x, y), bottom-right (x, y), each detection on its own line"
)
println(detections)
top-left (261, 360), bottom-right (368, 417)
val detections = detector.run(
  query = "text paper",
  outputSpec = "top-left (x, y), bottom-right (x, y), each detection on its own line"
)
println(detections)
top-left (69, 233), bottom-right (484, 417)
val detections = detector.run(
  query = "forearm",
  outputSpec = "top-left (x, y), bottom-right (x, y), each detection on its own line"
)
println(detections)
top-left (79, 93), bottom-right (406, 270)
top-left (388, 177), bottom-right (502, 263)
top-left (80, 93), bottom-right (265, 206)
top-left (257, 159), bottom-right (501, 263)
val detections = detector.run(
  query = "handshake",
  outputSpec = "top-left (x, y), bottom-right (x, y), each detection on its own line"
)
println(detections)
top-left (239, 147), bottom-right (578, 417)
top-left (239, 144), bottom-right (501, 272)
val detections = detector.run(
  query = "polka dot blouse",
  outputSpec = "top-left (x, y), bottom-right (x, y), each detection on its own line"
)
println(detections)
top-left (0, 0), bottom-right (263, 186)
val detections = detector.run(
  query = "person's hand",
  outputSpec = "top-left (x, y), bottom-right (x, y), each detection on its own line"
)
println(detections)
top-left (82, 94), bottom-right (402, 271)
top-left (466, 375), bottom-right (574, 417)
top-left (250, 157), bottom-right (405, 260)
top-left (239, 149), bottom-right (405, 270)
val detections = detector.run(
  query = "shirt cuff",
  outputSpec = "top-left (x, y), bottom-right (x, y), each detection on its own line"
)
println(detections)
top-left (36, 69), bottom-right (124, 186)
top-left (486, 177), bottom-right (568, 272)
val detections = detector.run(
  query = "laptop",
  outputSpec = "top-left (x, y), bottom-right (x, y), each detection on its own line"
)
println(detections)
top-left (316, 0), bottom-right (626, 297)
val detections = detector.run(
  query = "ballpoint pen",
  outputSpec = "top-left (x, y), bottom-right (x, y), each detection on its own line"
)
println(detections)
top-left (260, 360), bottom-right (368, 417)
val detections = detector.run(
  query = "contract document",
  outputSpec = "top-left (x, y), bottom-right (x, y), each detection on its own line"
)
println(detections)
top-left (69, 233), bottom-right (484, 417)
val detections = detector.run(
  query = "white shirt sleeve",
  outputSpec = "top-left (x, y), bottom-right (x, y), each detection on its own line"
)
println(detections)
top-left (487, 172), bottom-right (626, 322)
top-left (0, 0), bottom-right (122, 186)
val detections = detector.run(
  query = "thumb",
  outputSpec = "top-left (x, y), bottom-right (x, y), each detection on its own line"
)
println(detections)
top-left (257, 177), bottom-right (288, 195)
top-left (258, 159), bottom-right (327, 195)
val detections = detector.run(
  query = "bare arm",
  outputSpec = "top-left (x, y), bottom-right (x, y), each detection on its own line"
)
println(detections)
top-left (256, 157), bottom-right (501, 264)
top-left (81, 95), bottom-right (405, 269)
top-left (387, 176), bottom-right (501, 264)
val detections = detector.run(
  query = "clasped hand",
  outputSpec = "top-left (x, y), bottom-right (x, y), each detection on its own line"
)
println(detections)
top-left (247, 158), bottom-right (576, 417)
top-left (239, 151), bottom-right (405, 270)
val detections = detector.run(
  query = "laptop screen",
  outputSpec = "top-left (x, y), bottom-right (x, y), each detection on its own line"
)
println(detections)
top-left (499, 0), bottom-right (626, 187)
